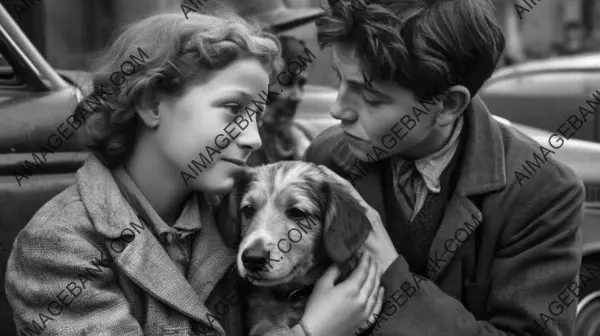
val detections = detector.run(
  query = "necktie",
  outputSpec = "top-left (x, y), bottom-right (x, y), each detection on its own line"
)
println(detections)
top-left (394, 160), bottom-right (419, 210)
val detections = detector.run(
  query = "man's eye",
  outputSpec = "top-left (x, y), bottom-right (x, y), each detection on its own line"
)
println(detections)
top-left (364, 97), bottom-right (382, 107)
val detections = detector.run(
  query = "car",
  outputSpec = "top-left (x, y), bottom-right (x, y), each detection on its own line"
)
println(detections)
top-left (480, 52), bottom-right (600, 144)
top-left (0, 4), bottom-right (598, 335)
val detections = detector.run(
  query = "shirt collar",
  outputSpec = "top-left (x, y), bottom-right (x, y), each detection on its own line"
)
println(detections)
top-left (111, 166), bottom-right (202, 244)
top-left (393, 116), bottom-right (464, 193)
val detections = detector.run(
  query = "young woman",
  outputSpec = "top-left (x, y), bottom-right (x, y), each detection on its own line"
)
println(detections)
top-left (5, 9), bottom-right (382, 336)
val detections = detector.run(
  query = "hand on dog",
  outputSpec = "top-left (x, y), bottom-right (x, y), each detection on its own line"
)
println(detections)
top-left (299, 253), bottom-right (384, 336)
top-left (318, 165), bottom-right (399, 273)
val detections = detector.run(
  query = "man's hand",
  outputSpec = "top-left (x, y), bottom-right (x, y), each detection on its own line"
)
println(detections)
top-left (318, 165), bottom-right (400, 272)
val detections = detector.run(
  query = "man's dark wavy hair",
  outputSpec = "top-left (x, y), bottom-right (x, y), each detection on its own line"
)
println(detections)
top-left (315, 0), bottom-right (506, 101)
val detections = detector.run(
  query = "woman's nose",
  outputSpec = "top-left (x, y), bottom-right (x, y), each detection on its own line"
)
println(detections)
top-left (236, 118), bottom-right (262, 152)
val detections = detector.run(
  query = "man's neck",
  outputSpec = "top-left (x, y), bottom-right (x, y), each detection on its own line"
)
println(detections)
top-left (398, 119), bottom-right (460, 161)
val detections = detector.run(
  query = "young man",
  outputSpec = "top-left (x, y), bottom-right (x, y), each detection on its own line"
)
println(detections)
top-left (305, 0), bottom-right (584, 335)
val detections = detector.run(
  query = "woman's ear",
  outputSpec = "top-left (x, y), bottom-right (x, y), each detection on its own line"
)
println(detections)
top-left (320, 179), bottom-right (372, 263)
top-left (216, 168), bottom-right (254, 248)
top-left (136, 107), bottom-right (160, 128)
top-left (135, 93), bottom-right (161, 128)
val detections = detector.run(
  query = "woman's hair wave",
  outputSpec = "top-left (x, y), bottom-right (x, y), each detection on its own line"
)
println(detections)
top-left (76, 7), bottom-right (281, 168)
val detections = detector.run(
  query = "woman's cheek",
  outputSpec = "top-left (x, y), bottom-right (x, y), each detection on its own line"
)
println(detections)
top-left (159, 121), bottom-right (213, 169)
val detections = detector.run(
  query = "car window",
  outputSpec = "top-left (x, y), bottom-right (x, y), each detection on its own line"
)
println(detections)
top-left (0, 50), bottom-right (22, 103)
top-left (484, 72), bottom-right (587, 96)
top-left (0, 52), bottom-right (15, 78)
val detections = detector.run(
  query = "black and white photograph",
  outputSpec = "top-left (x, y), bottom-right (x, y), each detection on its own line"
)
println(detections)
top-left (1, 0), bottom-right (600, 335)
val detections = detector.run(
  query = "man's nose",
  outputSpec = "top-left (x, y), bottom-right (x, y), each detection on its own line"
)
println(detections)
top-left (241, 241), bottom-right (270, 272)
top-left (330, 91), bottom-right (357, 121)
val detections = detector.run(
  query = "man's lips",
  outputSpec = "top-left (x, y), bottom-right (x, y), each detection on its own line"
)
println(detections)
top-left (343, 131), bottom-right (366, 142)
top-left (221, 157), bottom-right (246, 166)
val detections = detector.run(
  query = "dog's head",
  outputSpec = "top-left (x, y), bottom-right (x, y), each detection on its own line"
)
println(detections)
top-left (217, 161), bottom-right (372, 287)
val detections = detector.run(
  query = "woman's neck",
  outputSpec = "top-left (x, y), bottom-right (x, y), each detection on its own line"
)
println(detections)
top-left (124, 137), bottom-right (190, 225)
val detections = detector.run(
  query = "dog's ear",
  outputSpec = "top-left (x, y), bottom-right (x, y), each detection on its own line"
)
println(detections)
top-left (321, 178), bottom-right (372, 263)
top-left (216, 168), bottom-right (254, 248)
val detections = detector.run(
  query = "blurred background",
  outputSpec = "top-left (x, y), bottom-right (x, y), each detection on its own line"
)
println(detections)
top-left (1, 0), bottom-right (597, 88)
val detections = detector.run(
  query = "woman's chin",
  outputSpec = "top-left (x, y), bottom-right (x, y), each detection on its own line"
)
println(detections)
top-left (191, 175), bottom-right (236, 194)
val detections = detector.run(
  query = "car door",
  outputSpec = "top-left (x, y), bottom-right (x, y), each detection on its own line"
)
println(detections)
top-left (0, 6), bottom-right (88, 335)
top-left (481, 70), bottom-right (597, 142)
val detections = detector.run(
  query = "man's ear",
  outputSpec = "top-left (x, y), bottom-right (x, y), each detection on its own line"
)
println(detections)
top-left (216, 168), bottom-right (254, 248)
top-left (437, 86), bottom-right (470, 126)
top-left (321, 178), bottom-right (372, 263)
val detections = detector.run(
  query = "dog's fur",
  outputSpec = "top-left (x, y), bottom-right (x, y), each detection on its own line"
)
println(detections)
top-left (217, 161), bottom-right (372, 335)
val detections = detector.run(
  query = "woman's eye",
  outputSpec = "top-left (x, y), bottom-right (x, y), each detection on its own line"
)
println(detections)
top-left (287, 207), bottom-right (307, 220)
top-left (224, 103), bottom-right (243, 115)
top-left (241, 205), bottom-right (255, 218)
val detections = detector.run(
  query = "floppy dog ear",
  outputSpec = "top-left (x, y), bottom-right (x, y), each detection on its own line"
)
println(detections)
top-left (321, 179), bottom-right (372, 264)
top-left (216, 169), bottom-right (254, 248)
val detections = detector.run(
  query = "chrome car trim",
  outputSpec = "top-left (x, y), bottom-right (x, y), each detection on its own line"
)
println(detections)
top-left (577, 291), bottom-right (600, 316)
top-left (0, 4), bottom-right (68, 90)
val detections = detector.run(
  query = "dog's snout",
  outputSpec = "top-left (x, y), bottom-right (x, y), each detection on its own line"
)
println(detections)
top-left (242, 242), bottom-right (270, 272)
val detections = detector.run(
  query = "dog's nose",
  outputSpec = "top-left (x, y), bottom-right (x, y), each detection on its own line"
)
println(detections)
top-left (242, 243), bottom-right (269, 272)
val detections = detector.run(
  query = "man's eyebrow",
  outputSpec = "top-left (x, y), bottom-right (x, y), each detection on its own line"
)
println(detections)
top-left (331, 62), bottom-right (392, 99)
top-left (364, 85), bottom-right (392, 100)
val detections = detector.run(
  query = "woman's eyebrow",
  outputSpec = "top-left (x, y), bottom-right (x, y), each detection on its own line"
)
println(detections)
top-left (216, 89), bottom-right (256, 101)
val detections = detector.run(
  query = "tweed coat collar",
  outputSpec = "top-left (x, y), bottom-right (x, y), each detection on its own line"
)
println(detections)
top-left (330, 95), bottom-right (506, 280)
top-left (76, 155), bottom-right (237, 333)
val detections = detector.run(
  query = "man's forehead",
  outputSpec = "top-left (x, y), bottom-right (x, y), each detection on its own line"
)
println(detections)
top-left (332, 44), bottom-right (363, 75)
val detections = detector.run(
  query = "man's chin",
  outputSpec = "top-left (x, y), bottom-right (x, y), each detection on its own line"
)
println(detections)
top-left (348, 142), bottom-right (374, 161)
top-left (348, 142), bottom-right (396, 162)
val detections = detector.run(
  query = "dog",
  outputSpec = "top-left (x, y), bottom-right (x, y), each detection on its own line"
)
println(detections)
top-left (217, 161), bottom-right (373, 335)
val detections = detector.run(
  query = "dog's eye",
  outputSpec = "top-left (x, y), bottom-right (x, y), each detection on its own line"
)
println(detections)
top-left (241, 205), bottom-right (255, 218)
top-left (286, 207), bottom-right (307, 220)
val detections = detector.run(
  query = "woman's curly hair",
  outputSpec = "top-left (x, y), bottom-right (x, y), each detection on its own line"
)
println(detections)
top-left (75, 8), bottom-right (281, 168)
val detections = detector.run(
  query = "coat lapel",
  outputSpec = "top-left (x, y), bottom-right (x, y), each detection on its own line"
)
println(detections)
top-left (353, 161), bottom-right (388, 225)
top-left (187, 194), bottom-right (237, 306)
top-left (425, 193), bottom-right (483, 281)
top-left (425, 96), bottom-right (506, 281)
top-left (76, 156), bottom-right (234, 333)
